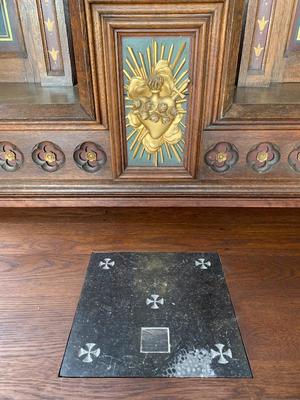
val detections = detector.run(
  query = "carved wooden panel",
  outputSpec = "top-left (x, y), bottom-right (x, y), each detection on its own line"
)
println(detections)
top-left (0, 131), bottom-right (112, 181)
top-left (0, 0), bottom-right (26, 56)
top-left (123, 36), bottom-right (190, 168)
top-left (287, 0), bottom-right (300, 52)
top-left (200, 129), bottom-right (300, 180)
top-left (272, 0), bottom-right (300, 83)
top-left (35, 0), bottom-right (74, 86)
top-left (88, 1), bottom-right (229, 180)
top-left (238, 0), bottom-right (277, 87)
top-left (239, 0), bottom-right (300, 86)
top-left (0, 0), bottom-right (74, 85)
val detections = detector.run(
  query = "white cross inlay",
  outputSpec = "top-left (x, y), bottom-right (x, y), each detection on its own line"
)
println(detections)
top-left (146, 294), bottom-right (164, 309)
top-left (211, 343), bottom-right (232, 364)
top-left (99, 258), bottom-right (115, 270)
top-left (195, 258), bottom-right (211, 270)
top-left (78, 343), bottom-right (100, 363)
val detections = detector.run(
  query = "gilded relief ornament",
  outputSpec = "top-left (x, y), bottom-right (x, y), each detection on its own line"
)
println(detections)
top-left (32, 141), bottom-right (65, 172)
top-left (0, 142), bottom-right (24, 172)
top-left (73, 142), bottom-right (107, 173)
top-left (205, 142), bottom-right (239, 173)
top-left (124, 40), bottom-right (189, 166)
top-left (288, 146), bottom-right (300, 173)
top-left (247, 142), bottom-right (280, 173)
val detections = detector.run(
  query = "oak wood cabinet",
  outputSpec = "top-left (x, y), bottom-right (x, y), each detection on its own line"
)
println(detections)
top-left (1, 0), bottom-right (300, 207)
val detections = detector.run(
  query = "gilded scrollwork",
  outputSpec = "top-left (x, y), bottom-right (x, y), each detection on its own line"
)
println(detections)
top-left (124, 39), bottom-right (190, 166)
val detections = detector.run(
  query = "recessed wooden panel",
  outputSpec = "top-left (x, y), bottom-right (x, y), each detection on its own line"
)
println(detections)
top-left (105, 21), bottom-right (204, 179)
top-left (88, 1), bottom-right (229, 180)
top-left (0, 0), bottom-right (14, 42)
top-left (123, 35), bottom-right (190, 168)
top-left (200, 129), bottom-right (300, 180)
top-left (0, 0), bottom-right (26, 56)
top-left (238, 0), bottom-right (300, 86)
top-left (287, 0), bottom-right (300, 52)
top-left (0, 130), bottom-right (112, 181)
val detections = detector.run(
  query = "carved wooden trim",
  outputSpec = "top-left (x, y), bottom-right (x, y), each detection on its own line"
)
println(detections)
top-left (0, 0), bottom-right (96, 123)
top-left (0, 0), bottom-right (299, 205)
top-left (88, 1), bottom-right (229, 180)
top-left (205, 142), bottom-right (239, 173)
top-left (74, 142), bottom-right (107, 173)
top-left (238, 0), bottom-right (300, 87)
top-left (287, 0), bottom-right (300, 53)
top-left (0, 142), bottom-right (24, 172)
top-left (288, 145), bottom-right (300, 173)
top-left (247, 142), bottom-right (280, 173)
top-left (238, 0), bottom-right (277, 87)
top-left (37, 0), bottom-right (64, 76)
top-left (32, 141), bottom-right (65, 172)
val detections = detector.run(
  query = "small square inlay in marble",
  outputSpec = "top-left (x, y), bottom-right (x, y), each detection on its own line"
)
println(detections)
top-left (60, 252), bottom-right (252, 378)
top-left (140, 327), bottom-right (170, 354)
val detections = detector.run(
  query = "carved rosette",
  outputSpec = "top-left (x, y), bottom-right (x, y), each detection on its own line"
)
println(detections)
top-left (73, 142), bottom-right (107, 173)
top-left (0, 142), bottom-right (24, 172)
top-left (288, 146), bottom-right (300, 173)
top-left (32, 141), bottom-right (65, 172)
top-left (247, 142), bottom-right (280, 173)
top-left (205, 142), bottom-right (239, 173)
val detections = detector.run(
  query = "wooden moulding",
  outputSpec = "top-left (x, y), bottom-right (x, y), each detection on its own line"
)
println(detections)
top-left (89, 1), bottom-right (226, 180)
top-left (238, 0), bottom-right (300, 87)
top-left (0, 0), bottom-right (97, 123)
top-left (0, 0), bottom-right (299, 206)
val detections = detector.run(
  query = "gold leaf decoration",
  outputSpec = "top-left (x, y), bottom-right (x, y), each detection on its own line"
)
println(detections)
top-left (257, 16), bottom-right (269, 32)
top-left (124, 40), bottom-right (189, 166)
top-left (48, 47), bottom-right (59, 62)
top-left (253, 43), bottom-right (264, 57)
top-left (44, 17), bottom-right (55, 33)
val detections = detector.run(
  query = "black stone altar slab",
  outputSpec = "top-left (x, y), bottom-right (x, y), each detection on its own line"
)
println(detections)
top-left (60, 252), bottom-right (252, 378)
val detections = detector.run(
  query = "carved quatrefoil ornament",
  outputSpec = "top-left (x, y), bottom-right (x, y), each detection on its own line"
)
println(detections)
top-left (205, 142), bottom-right (239, 173)
top-left (0, 142), bottom-right (24, 172)
top-left (288, 146), bottom-right (300, 173)
top-left (32, 141), bottom-right (65, 172)
top-left (73, 142), bottom-right (107, 173)
top-left (247, 142), bottom-right (280, 173)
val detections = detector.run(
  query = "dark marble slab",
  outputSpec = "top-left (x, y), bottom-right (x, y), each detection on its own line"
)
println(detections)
top-left (60, 252), bottom-right (252, 378)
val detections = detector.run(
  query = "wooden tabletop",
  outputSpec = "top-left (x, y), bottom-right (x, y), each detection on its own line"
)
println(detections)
top-left (0, 207), bottom-right (299, 400)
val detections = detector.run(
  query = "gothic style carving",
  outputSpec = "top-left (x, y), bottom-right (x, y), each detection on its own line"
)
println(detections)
top-left (37, 0), bottom-right (64, 75)
top-left (205, 142), bottom-right (239, 173)
top-left (247, 142), bottom-right (280, 173)
top-left (73, 142), bottom-right (107, 173)
top-left (0, 142), bottom-right (24, 172)
top-left (124, 39), bottom-right (189, 167)
top-left (32, 141), bottom-right (65, 172)
top-left (288, 146), bottom-right (300, 173)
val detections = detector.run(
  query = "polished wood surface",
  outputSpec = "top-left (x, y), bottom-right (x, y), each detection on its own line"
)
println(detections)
top-left (1, 0), bottom-right (300, 203)
top-left (0, 83), bottom-right (79, 104)
top-left (0, 207), bottom-right (299, 400)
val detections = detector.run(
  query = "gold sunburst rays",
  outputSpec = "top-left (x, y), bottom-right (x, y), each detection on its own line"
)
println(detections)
top-left (124, 39), bottom-right (189, 166)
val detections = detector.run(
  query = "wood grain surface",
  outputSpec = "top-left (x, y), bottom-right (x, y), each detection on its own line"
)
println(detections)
top-left (0, 207), bottom-right (299, 400)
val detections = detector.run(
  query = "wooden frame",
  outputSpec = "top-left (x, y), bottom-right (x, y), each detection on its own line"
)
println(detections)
top-left (0, 0), bottom-right (300, 207)
top-left (238, 0), bottom-right (300, 87)
top-left (0, 0), bottom-right (96, 122)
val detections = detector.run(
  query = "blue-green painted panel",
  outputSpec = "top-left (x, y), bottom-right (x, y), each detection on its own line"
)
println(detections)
top-left (122, 36), bottom-right (191, 167)
top-left (0, 0), bottom-right (13, 41)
